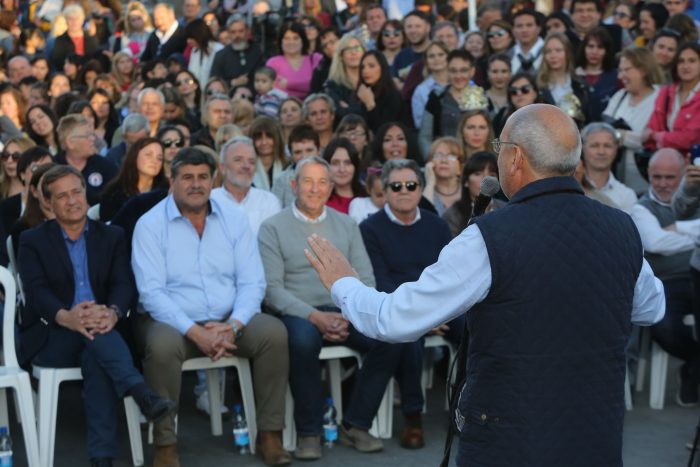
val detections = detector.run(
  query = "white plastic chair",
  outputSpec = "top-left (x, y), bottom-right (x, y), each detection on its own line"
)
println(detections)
top-left (282, 346), bottom-right (394, 451)
top-left (137, 356), bottom-right (258, 454)
top-left (86, 204), bottom-right (100, 221)
top-left (5, 236), bottom-right (25, 309)
top-left (0, 266), bottom-right (40, 466)
top-left (421, 336), bottom-right (457, 412)
top-left (33, 355), bottom-right (144, 465)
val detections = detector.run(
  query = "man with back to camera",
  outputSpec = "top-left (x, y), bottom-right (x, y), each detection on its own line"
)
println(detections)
top-left (305, 104), bottom-right (666, 467)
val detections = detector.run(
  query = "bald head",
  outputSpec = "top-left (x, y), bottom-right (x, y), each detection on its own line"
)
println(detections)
top-left (8, 56), bottom-right (32, 85)
top-left (648, 148), bottom-right (685, 203)
top-left (504, 104), bottom-right (581, 175)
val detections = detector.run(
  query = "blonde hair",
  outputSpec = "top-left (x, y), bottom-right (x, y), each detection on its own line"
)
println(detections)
top-left (619, 47), bottom-right (663, 88)
top-left (537, 32), bottom-right (575, 89)
top-left (215, 124), bottom-right (243, 153)
top-left (423, 41), bottom-right (450, 79)
top-left (124, 1), bottom-right (154, 35)
top-left (57, 114), bottom-right (89, 148)
top-left (428, 136), bottom-right (465, 165)
top-left (328, 35), bottom-right (366, 90)
top-left (50, 14), bottom-right (67, 38)
top-left (231, 99), bottom-right (255, 134)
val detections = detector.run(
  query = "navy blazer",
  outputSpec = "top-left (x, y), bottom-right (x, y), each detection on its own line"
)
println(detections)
top-left (140, 25), bottom-right (187, 62)
top-left (17, 219), bottom-right (134, 364)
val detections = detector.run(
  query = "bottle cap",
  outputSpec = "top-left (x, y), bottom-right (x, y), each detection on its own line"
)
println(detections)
top-left (325, 397), bottom-right (333, 405)
top-left (0, 427), bottom-right (7, 435)
top-left (234, 404), bottom-right (242, 413)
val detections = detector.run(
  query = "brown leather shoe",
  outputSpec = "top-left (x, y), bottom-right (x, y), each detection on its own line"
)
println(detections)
top-left (400, 413), bottom-right (425, 449)
top-left (153, 443), bottom-right (180, 467)
top-left (257, 430), bottom-right (292, 466)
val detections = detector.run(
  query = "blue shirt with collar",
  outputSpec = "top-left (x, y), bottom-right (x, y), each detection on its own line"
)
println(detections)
top-left (61, 223), bottom-right (95, 307)
top-left (132, 194), bottom-right (266, 334)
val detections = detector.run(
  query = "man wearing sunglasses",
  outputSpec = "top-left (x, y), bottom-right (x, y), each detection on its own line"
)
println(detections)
top-left (359, 159), bottom-right (454, 450)
top-left (306, 104), bottom-right (665, 467)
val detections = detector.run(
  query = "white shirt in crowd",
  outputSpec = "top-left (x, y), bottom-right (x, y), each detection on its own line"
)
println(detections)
top-left (348, 197), bottom-right (380, 224)
top-left (590, 172), bottom-right (638, 213)
top-left (211, 186), bottom-right (281, 235)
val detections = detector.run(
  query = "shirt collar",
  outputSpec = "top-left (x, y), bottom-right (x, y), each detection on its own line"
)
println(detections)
top-left (514, 37), bottom-right (544, 58)
top-left (292, 201), bottom-right (327, 224)
top-left (384, 204), bottom-right (421, 226)
top-left (60, 220), bottom-right (89, 242)
top-left (156, 21), bottom-right (179, 43)
top-left (165, 194), bottom-right (215, 221)
top-left (648, 187), bottom-right (672, 207)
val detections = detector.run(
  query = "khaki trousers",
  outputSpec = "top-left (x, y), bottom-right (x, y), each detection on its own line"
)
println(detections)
top-left (136, 313), bottom-right (289, 446)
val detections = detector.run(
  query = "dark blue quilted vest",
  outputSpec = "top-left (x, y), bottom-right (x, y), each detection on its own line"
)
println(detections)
top-left (457, 176), bottom-right (642, 467)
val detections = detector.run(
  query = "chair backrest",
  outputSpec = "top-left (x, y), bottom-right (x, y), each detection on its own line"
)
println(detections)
top-left (5, 236), bottom-right (25, 309)
top-left (0, 266), bottom-right (18, 368)
top-left (87, 204), bottom-right (101, 221)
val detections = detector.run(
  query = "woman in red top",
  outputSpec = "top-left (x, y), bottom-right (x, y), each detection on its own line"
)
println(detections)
top-left (323, 137), bottom-right (366, 214)
top-left (645, 42), bottom-right (700, 155)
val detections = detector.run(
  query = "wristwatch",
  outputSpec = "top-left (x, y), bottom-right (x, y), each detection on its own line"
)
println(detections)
top-left (231, 322), bottom-right (244, 339)
top-left (109, 305), bottom-right (123, 320)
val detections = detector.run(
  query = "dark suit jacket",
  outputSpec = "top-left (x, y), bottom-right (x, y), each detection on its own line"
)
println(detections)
top-left (50, 32), bottom-right (100, 71)
top-left (17, 219), bottom-right (134, 364)
top-left (140, 25), bottom-right (187, 62)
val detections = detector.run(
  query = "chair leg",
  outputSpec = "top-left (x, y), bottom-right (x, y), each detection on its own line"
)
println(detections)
top-left (15, 375), bottom-right (40, 467)
top-left (636, 327), bottom-right (650, 393)
top-left (206, 369), bottom-right (222, 436)
top-left (282, 387), bottom-right (296, 452)
top-left (649, 342), bottom-right (668, 410)
top-left (0, 389), bottom-right (8, 433)
top-left (236, 361), bottom-right (257, 454)
top-left (327, 360), bottom-right (344, 423)
top-left (123, 397), bottom-right (144, 466)
top-left (37, 371), bottom-right (60, 467)
top-left (369, 380), bottom-right (393, 439)
top-left (624, 369), bottom-right (633, 411)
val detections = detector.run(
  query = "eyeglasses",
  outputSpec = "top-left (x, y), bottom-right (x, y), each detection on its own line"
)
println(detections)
top-left (491, 138), bottom-right (518, 153)
top-left (508, 84), bottom-right (533, 96)
top-left (1, 152), bottom-right (20, 161)
top-left (487, 29), bottom-right (508, 39)
top-left (161, 138), bottom-right (185, 148)
top-left (613, 10), bottom-right (631, 19)
top-left (175, 78), bottom-right (195, 87)
top-left (206, 88), bottom-right (223, 96)
top-left (302, 23), bottom-right (316, 30)
top-left (658, 27), bottom-right (681, 38)
top-left (433, 153), bottom-right (458, 162)
top-left (382, 30), bottom-right (402, 37)
top-left (343, 45), bottom-right (364, 54)
top-left (388, 181), bottom-right (419, 192)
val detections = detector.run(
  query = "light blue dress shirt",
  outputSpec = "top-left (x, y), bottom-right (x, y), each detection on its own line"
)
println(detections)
top-left (331, 224), bottom-right (666, 343)
top-left (62, 224), bottom-right (95, 307)
top-left (132, 195), bottom-right (266, 335)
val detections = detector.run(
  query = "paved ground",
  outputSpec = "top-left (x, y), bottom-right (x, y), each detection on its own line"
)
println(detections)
top-left (5, 356), bottom-right (700, 466)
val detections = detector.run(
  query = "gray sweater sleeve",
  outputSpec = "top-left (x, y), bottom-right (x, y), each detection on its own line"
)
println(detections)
top-left (672, 178), bottom-right (700, 220)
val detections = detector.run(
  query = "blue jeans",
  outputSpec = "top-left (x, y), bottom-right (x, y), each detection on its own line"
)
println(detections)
top-left (281, 310), bottom-right (403, 435)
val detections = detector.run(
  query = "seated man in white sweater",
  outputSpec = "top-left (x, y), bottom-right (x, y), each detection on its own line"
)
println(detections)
top-left (581, 122), bottom-right (638, 212)
top-left (258, 157), bottom-right (403, 460)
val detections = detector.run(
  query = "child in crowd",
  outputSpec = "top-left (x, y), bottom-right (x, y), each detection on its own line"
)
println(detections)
top-left (349, 164), bottom-right (385, 224)
top-left (254, 66), bottom-right (289, 118)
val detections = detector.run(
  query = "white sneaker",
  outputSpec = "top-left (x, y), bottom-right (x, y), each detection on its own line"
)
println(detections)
top-left (196, 390), bottom-right (230, 415)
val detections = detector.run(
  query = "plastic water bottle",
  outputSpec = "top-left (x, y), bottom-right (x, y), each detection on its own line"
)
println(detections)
top-left (0, 427), bottom-right (12, 467)
top-left (233, 404), bottom-right (250, 455)
top-left (322, 397), bottom-right (338, 447)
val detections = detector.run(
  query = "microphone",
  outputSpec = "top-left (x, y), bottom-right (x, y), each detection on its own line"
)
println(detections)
top-left (467, 176), bottom-right (500, 226)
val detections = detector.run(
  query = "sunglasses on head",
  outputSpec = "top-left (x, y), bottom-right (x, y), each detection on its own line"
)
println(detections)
top-left (509, 84), bottom-right (533, 96)
top-left (161, 138), bottom-right (184, 149)
top-left (487, 30), bottom-right (508, 39)
top-left (388, 181), bottom-right (419, 192)
top-left (1, 152), bottom-right (21, 162)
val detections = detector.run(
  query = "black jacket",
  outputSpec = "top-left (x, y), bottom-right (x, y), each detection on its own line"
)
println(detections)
top-left (50, 32), bottom-right (100, 71)
top-left (140, 25), bottom-right (187, 62)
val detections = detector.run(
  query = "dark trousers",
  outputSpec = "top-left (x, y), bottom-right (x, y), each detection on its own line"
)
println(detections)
top-left (34, 326), bottom-right (144, 459)
top-left (652, 278), bottom-right (700, 364)
top-left (280, 310), bottom-right (403, 435)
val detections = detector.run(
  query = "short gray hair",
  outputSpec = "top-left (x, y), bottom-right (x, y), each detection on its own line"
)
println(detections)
top-left (432, 21), bottom-right (458, 39)
top-left (649, 147), bottom-right (685, 170)
top-left (381, 159), bottom-right (425, 189)
top-left (302, 93), bottom-right (336, 119)
top-left (295, 156), bottom-right (331, 183)
top-left (122, 113), bottom-right (150, 134)
top-left (581, 122), bottom-right (618, 145)
top-left (507, 109), bottom-right (581, 176)
top-left (205, 93), bottom-right (231, 112)
top-left (137, 87), bottom-right (165, 106)
top-left (220, 135), bottom-right (255, 163)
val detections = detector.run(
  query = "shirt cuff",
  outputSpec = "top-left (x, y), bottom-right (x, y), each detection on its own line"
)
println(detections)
top-left (173, 315), bottom-right (196, 335)
top-left (230, 309), bottom-right (258, 326)
top-left (676, 219), bottom-right (700, 236)
top-left (330, 276), bottom-right (364, 309)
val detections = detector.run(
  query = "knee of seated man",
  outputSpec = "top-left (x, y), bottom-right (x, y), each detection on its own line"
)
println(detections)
top-left (144, 326), bottom-right (186, 362)
top-left (283, 318), bottom-right (322, 356)
top-left (252, 314), bottom-right (289, 350)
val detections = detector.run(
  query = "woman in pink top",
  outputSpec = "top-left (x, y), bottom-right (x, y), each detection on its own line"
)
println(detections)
top-left (266, 22), bottom-right (323, 100)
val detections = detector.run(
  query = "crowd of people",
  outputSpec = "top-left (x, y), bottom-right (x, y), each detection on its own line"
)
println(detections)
top-left (0, 0), bottom-right (699, 465)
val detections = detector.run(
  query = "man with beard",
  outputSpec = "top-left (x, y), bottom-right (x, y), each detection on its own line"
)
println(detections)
top-left (211, 136), bottom-right (281, 234)
top-left (393, 11), bottom-right (432, 80)
top-left (210, 14), bottom-right (265, 91)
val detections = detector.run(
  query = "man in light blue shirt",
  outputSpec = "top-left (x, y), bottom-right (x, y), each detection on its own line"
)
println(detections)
top-left (132, 148), bottom-right (291, 466)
